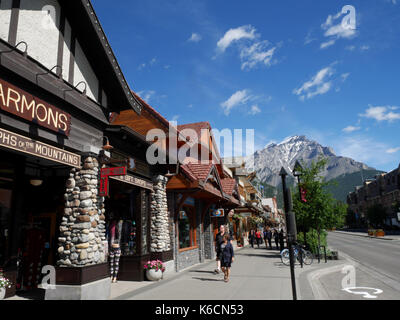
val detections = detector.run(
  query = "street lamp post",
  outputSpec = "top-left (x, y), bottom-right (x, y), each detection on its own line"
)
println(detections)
top-left (293, 161), bottom-right (304, 268)
top-left (279, 167), bottom-right (297, 300)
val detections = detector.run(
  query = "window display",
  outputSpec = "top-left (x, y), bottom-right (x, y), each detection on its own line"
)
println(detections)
top-left (178, 206), bottom-right (196, 249)
top-left (105, 181), bottom-right (139, 257)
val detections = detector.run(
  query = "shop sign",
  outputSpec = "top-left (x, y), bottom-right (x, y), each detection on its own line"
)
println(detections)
top-left (210, 208), bottom-right (224, 217)
top-left (184, 197), bottom-right (195, 206)
top-left (99, 166), bottom-right (127, 197)
top-left (109, 174), bottom-right (153, 191)
top-left (0, 127), bottom-right (80, 167)
top-left (0, 78), bottom-right (71, 136)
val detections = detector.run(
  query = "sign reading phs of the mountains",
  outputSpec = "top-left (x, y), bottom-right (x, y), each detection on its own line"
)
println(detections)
top-left (0, 127), bottom-right (80, 168)
top-left (0, 78), bottom-right (71, 136)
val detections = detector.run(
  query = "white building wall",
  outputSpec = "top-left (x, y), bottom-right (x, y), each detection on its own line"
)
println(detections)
top-left (0, 0), bottom-right (12, 42)
top-left (16, 0), bottom-right (60, 71)
top-left (74, 40), bottom-right (99, 101)
top-left (1, 0), bottom-right (106, 107)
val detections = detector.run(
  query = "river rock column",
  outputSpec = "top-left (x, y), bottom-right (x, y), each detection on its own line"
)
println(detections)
top-left (150, 175), bottom-right (170, 252)
top-left (57, 156), bottom-right (106, 267)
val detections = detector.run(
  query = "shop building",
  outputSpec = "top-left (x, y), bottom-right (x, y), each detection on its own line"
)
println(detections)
top-left (0, 0), bottom-right (144, 299)
top-left (167, 121), bottom-right (240, 271)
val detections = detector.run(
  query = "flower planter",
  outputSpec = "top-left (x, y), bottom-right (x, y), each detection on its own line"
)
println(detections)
top-left (375, 230), bottom-right (385, 237)
top-left (0, 287), bottom-right (5, 300)
top-left (146, 269), bottom-right (163, 281)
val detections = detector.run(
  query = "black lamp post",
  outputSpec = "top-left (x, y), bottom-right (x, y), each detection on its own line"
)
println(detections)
top-left (293, 160), bottom-right (304, 268)
top-left (279, 167), bottom-right (297, 300)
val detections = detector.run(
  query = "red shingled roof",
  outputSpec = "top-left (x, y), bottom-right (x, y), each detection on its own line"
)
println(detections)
top-left (221, 178), bottom-right (237, 196)
top-left (131, 91), bottom-right (170, 128)
top-left (181, 162), bottom-right (213, 181)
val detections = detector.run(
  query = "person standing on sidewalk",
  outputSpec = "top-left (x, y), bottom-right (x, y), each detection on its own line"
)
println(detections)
top-left (273, 229), bottom-right (279, 250)
top-left (263, 227), bottom-right (268, 248)
top-left (248, 230), bottom-right (255, 248)
top-left (266, 228), bottom-right (273, 249)
top-left (255, 229), bottom-right (262, 248)
top-left (279, 229), bottom-right (285, 252)
top-left (220, 234), bottom-right (234, 283)
top-left (215, 225), bottom-right (227, 274)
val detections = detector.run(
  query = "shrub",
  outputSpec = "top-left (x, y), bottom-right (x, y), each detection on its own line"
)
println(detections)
top-left (297, 229), bottom-right (327, 255)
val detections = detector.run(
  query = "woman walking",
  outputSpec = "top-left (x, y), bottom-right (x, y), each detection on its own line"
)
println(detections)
top-left (220, 234), bottom-right (234, 283)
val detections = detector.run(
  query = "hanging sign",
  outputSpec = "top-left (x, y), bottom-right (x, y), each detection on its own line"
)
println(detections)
top-left (210, 208), bottom-right (224, 217)
top-left (0, 127), bottom-right (80, 167)
top-left (99, 166), bottom-right (127, 197)
top-left (0, 78), bottom-right (71, 136)
top-left (110, 174), bottom-right (153, 191)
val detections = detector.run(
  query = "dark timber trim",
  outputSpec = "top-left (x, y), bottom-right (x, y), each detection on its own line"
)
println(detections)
top-left (57, 7), bottom-right (66, 78)
top-left (68, 29), bottom-right (76, 84)
top-left (8, 0), bottom-right (20, 46)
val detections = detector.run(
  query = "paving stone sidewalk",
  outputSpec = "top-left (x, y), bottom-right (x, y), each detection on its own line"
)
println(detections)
top-left (112, 244), bottom-right (325, 300)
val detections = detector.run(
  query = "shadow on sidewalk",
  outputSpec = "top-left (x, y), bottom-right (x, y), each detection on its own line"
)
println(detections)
top-left (191, 277), bottom-right (223, 282)
top-left (189, 270), bottom-right (217, 275)
top-left (237, 253), bottom-right (281, 259)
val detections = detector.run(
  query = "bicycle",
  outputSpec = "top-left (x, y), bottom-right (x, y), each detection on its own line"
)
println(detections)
top-left (280, 244), bottom-right (313, 266)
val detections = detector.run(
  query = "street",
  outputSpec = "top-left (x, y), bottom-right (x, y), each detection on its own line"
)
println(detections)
top-left (300, 232), bottom-right (400, 300)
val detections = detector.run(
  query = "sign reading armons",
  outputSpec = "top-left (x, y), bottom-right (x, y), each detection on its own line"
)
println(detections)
top-left (0, 128), bottom-right (80, 168)
top-left (0, 78), bottom-right (71, 136)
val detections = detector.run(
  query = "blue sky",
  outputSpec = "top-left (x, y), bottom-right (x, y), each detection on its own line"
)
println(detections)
top-left (92, 0), bottom-right (400, 172)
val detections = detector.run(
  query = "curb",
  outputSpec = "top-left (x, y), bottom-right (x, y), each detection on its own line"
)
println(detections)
top-left (333, 231), bottom-right (400, 241)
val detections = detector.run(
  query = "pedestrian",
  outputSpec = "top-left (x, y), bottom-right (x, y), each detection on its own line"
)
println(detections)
top-left (263, 227), bottom-right (268, 248)
top-left (266, 228), bottom-right (273, 249)
top-left (248, 230), bottom-right (255, 248)
top-left (273, 229), bottom-right (279, 251)
top-left (220, 234), bottom-right (234, 283)
top-left (255, 229), bottom-right (262, 248)
top-left (279, 229), bottom-right (285, 252)
top-left (214, 225), bottom-right (227, 274)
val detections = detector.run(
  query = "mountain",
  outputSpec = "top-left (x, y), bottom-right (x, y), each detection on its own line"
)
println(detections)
top-left (249, 135), bottom-right (376, 187)
top-left (247, 135), bottom-right (384, 203)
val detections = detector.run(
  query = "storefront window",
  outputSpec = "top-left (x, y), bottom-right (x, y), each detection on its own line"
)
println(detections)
top-left (105, 181), bottom-right (140, 256)
top-left (0, 178), bottom-right (13, 266)
top-left (178, 207), bottom-right (196, 250)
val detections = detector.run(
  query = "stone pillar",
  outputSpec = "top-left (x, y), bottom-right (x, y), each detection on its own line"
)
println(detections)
top-left (57, 156), bottom-right (106, 267)
top-left (150, 175), bottom-right (170, 252)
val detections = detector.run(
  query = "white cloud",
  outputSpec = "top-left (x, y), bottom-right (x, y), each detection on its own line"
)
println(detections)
top-left (320, 39), bottom-right (336, 49)
top-left (248, 105), bottom-right (261, 115)
top-left (360, 105), bottom-right (400, 122)
top-left (293, 66), bottom-right (335, 100)
top-left (320, 10), bottom-right (357, 49)
top-left (335, 135), bottom-right (394, 167)
top-left (240, 41), bottom-right (276, 70)
top-left (387, 147), bottom-right (400, 154)
top-left (220, 90), bottom-right (250, 115)
top-left (188, 33), bottom-right (202, 42)
top-left (216, 25), bottom-right (257, 53)
top-left (360, 45), bottom-right (370, 51)
top-left (345, 45), bottom-right (356, 51)
top-left (342, 125), bottom-right (361, 133)
top-left (341, 73), bottom-right (350, 81)
top-left (137, 90), bottom-right (156, 102)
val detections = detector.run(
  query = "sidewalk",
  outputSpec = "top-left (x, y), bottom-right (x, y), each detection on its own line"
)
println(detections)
top-left (333, 230), bottom-right (400, 241)
top-left (112, 244), bottom-right (322, 300)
